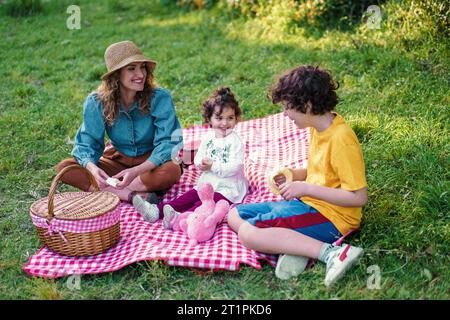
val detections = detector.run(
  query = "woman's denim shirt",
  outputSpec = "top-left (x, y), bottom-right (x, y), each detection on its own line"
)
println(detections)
top-left (71, 88), bottom-right (183, 168)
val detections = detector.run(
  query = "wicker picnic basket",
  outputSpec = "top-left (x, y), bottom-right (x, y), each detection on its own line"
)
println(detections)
top-left (30, 165), bottom-right (121, 256)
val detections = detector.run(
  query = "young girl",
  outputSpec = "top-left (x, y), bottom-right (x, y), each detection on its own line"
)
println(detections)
top-left (137, 87), bottom-right (249, 227)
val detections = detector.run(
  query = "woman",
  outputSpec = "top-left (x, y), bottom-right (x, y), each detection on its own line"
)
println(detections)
top-left (57, 41), bottom-right (183, 222)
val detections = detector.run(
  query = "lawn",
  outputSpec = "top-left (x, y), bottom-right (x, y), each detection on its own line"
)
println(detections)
top-left (0, 0), bottom-right (448, 299)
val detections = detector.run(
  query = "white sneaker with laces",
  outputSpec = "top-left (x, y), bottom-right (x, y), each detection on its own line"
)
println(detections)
top-left (324, 244), bottom-right (363, 287)
top-left (162, 204), bottom-right (180, 229)
top-left (132, 195), bottom-right (159, 223)
top-left (275, 254), bottom-right (309, 280)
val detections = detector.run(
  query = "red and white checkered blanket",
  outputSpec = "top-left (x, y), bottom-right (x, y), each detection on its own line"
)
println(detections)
top-left (23, 112), bottom-right (309, 278)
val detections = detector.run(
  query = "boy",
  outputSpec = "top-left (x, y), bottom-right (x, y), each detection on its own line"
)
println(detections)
top-left (227, 65), bottom-right (368, 286)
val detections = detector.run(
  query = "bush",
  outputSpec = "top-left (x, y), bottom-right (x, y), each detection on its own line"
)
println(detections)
top-left (170, 0), bottom-right (389, 31)
top-left (167, 0), bottom-right (449, 39)
top-left (403, 0), bottom-right (449, 39)
top-left (420, 0), bottom-right (449, 39)
top-left (223, 0), bottom-right (386, 29)
top-left (165, 0), bottom-right (449, 68)
top-left (2, 0), bottom-right (44, 17)
top-left (293, 0), bottom-right (385, 29)
top-left (381, 0), bottom-right (449, 69)
top-left (173, 0), bottom-right (218, 9)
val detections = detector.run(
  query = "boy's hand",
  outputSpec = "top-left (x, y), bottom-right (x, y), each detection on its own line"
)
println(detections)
top-left (273, 174), bottom-right (287, 187)
top-left (279, 181), bottom-right (310, 200)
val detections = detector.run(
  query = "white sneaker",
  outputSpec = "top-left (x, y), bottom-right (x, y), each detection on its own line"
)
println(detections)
top-left (132, 195), bottom-right (159, 223)
top-left (275, 254), bottom-right (309, 280)
top-left (324, 244), bottom-right (363, 287)
top-left (162, 204), bottom-right (179, 229)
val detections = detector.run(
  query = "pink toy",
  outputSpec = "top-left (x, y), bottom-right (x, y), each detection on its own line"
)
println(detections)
top-left (178, 183), bottom-right (230, 246)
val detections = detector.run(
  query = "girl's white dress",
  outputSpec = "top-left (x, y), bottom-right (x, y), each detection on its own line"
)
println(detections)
top-left (193, 130), bottom-right (248, 203)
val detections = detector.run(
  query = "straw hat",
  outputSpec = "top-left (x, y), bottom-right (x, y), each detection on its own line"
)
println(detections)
top-left (101, 40), bottom-right (157, 79)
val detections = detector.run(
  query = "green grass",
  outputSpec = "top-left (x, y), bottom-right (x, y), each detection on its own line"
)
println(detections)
top-left (0, 0), bottom-right (448, 299)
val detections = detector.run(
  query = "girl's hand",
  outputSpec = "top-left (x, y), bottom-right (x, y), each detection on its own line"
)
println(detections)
top-left (197, 158), bottom-right (213, 171)
top-left (86, 162), bottom-right (109, 188)
top-left (279, 181), bottom-right (310, 200)
top-left (112, 167), bottom-right (139, 189)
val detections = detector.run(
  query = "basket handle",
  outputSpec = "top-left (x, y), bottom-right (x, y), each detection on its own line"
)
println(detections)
top-left (47, 164), bottom-right (100, 221)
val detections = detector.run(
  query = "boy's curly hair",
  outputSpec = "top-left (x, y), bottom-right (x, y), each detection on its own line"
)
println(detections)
top-left (202, 87), bottom-right (242, 123)
top-left (269, 65), bottom-right (339, 114)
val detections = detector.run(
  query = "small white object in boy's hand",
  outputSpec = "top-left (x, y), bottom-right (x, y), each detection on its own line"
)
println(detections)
top-left (106, 177), bottom-right (120, 187)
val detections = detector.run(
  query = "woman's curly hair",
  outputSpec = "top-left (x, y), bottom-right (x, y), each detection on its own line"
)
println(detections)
top-left (269, 65), bottom-right (339, 114)
top-left (201, 87), bottom-right (242, 123)
top-left (96, 63), bottom-right (156, 126)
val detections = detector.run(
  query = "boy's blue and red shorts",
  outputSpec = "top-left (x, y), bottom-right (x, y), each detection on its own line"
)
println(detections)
top-left (236, 199), bottom-right (342, 243)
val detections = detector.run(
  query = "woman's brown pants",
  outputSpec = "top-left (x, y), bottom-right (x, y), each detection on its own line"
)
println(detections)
top-left (56, 146), bottom-right (182, 192)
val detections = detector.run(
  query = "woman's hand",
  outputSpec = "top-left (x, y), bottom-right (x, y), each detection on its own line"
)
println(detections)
top-left (112, 167), bottom-right (139, 189)
top-left (109, 160), bottom-right (156, 189)
top-left (86, 162), bottom-right (110, 188)
top-left (279, 181), bottom-right (310, 201)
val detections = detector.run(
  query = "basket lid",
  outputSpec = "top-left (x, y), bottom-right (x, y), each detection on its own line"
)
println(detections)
top-left (30, 191), bottom-right (120, 220)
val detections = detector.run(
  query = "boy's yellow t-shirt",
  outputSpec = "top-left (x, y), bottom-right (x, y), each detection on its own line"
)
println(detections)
top-left (300, 113), bottom-right (367, 235)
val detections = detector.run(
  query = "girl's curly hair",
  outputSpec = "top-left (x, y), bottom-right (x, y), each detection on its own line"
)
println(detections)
top-left (269, 65), bottom-right (339, 114)
top-left (202, 87), bottom-right (242, 123)
top-left (96, 63), bottom-right (157, 126)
